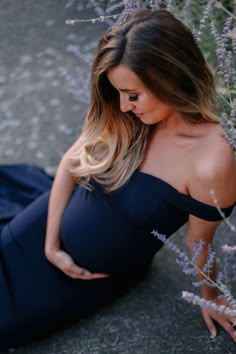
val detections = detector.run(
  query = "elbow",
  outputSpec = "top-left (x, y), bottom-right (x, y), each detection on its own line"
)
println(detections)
top-left (185, 231), bottom-right (197, 251)
top-left (185, 236), bottom-right (192, 251)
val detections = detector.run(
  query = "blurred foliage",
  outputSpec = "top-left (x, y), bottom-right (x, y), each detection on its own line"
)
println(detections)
top-left (171, 0), bottom-right (235, 117)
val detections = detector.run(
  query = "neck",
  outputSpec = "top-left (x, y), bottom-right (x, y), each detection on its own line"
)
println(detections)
top-left (155, 114), bottom-right (215, 138)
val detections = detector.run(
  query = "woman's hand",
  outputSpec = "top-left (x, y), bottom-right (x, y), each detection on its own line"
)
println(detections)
top-left (201, 296), bottom-right (236, 342)
top-left (45, 248), bottom-right (109, 280)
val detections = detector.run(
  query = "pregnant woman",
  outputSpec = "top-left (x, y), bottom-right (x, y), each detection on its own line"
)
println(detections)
top-left (1, 9), bottom-right (236, 349)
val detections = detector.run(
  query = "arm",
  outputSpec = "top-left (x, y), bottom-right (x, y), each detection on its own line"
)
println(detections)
top-left (185, 216), bottom-right (220, 300)
top-left (185, 216), bottom-right (236, 342)
top-left (185, 143), bottom-right (236, 341)
top-left (45, 136), bottom-right (109, 280)
top-left (45, 143), bottom-right (77, 254)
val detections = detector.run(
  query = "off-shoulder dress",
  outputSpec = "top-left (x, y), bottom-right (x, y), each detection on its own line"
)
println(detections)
top-left (0, 165), bottom-right (234, 349)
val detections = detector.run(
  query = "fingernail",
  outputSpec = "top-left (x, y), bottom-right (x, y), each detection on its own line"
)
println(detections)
top-left (210, 330), bottom-right (216, 339)
top-left (84, 271), bottom-right (91, 276)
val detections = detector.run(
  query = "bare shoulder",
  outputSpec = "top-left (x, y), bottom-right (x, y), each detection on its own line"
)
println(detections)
top-left (188, 127), bottom-right (236, 207)
top-left (64, 134), bottom-right (85, 158)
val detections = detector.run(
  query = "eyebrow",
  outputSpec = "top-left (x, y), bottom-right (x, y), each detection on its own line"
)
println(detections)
top-left (119, 88), bottom-right (138, 92)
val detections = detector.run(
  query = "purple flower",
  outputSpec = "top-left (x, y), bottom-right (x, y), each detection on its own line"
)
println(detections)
top-left (210, 16), bottom-right (235, 85)
top-left (203, 244), bottom-right (216, 274)
top-left (182, 291), bottom-right (236, 316)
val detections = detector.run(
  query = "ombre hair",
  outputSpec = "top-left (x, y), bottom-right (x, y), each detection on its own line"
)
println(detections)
top-left (70, 9), bottom-right (218, 192)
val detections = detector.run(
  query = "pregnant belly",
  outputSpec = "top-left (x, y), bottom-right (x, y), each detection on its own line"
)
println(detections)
top-left (60, 186), bottom-right (154, 274)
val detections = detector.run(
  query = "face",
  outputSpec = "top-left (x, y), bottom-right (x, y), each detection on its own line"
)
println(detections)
top-left (107, 64), bottom-right (177, 125)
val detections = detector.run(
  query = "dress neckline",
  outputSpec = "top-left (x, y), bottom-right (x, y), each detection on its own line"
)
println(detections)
top-left (135, 170), bottom-right (235, 211)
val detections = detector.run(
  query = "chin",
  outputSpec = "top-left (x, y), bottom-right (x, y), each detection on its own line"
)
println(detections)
top-left (139, 117), bottom-right (157, 125)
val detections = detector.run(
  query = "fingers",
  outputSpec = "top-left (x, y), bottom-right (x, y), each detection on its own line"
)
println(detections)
top-left (222, 322), bottom-right (236, 343)
top-left (218, 314), bottom-right (236, 342)
top-left (201, 297), bottom-right (236, 343)
top-left (79, 271), bottom-right (110, 280)
top-left (47, 249), bottom-right (109, 280)
top-left (204, 310), bottom-right (236, 343)
top-left (203, 312), bottom-right (217, 338)
top-left (230, 318), bottom-right (236, 326)
top-left (66, 268), bottom-right (109, 280)
top-left (61, 262), bottom-right (109, 280)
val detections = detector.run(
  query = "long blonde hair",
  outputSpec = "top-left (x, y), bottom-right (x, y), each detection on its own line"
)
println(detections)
top-left (70, 9), bottom-right (219, 192)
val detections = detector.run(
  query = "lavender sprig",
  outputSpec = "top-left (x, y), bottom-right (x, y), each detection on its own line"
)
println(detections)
top-left (217, 284), bottom-right (236, 308)
top-left (222, 245), bottom-right (236, 254)
top-left (192, 239), bottom-right (205, 264)
top-left (210, 17), bottom-right (235, 85)
top-left (151, 230), bottom-right (235, 302)
top-left (196, 0), bottom-right (216, 43)
top-left (203, 244), bottom-right (216, 274)
top-left (151, 230), bottom-right (190, 263)
top-left (182, 291), bottom-right (236, 316)
top-left (192, 279), bottom-right (216, 288)
top-left (150, 0), bottom-right (162, 10)
top-left (151, 230), bottom-right (218, 287)
top-left (216, 272), bottom-right (228, 285)
top-left (221, 245), bottom-right (236, 283)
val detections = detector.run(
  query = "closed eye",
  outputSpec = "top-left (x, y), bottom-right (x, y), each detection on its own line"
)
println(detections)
top-left (128, 95), bottom-right (138, 102)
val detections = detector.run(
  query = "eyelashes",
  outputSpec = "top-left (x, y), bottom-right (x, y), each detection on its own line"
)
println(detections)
top-left (128, 95), bottom-right (138, 102)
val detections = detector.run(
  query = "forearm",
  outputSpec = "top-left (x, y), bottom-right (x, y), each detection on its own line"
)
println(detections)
top-left (188, 242), bottom-right (219, 300)
top-left (45, 154), bottom-right (76, 253)
top-left (45, 135), bottom-right (84, 257)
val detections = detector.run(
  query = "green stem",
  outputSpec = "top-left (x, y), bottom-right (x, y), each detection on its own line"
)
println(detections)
top-left (215, 1), bottom-right (236, 20)
top-left (227, 84), bottom-right (233, 106)
top-left (189, 260), bottom-right (220, 290)
top-left (217, 92), bottom-right (234, 109)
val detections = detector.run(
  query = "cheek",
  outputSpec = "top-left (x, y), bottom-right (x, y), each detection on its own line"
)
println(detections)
top-left (141, 95), bottom-right (157, 110)
top-left (148, 99), bottom-right (160, 112)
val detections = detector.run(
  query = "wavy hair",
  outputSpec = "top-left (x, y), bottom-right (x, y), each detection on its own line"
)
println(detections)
top-left (70, 9), bottom-right (218, 192)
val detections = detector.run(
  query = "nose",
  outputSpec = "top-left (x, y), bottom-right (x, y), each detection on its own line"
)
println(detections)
top-left (119, 94), bottom-right (135, 113)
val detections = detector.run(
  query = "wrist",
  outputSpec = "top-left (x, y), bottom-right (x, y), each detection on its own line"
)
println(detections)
top-left (200, 286), bottom-right (220, 300)
top-left (45, 241), bottom-right (61, 256)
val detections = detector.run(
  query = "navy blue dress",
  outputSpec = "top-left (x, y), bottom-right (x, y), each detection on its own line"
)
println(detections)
top-left (0, 164), bottom-right (235, 349)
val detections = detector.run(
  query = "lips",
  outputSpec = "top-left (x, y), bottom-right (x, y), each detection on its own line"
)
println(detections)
top-left (134, 112), bottom-right (143, 118)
